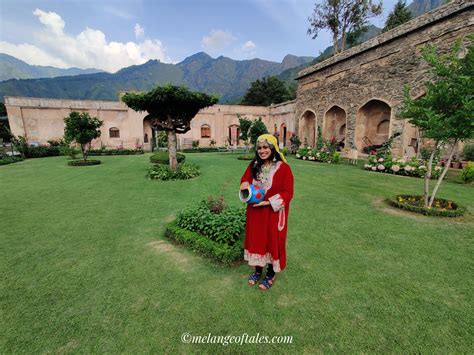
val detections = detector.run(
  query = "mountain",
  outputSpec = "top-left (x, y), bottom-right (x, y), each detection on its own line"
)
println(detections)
top-left (277, 0), bottom-right (448, 85)
top-left (0, 53), bottom-right (313, 103)
top-left (0, 53), bottom-right (103, 81)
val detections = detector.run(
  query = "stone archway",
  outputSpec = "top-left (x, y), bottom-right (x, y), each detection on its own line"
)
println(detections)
top-left (323, 106), bottom-right (347, 145)
top-left (300, 110), bottom-right (316, 147)
top-left (280, 123), bottom-right (287, 147)
top-left (355, 100), bottom-right (391, 150)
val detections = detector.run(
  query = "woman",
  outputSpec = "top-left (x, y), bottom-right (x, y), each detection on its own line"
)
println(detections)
top-left (240, 134), bottom-right (294, 290)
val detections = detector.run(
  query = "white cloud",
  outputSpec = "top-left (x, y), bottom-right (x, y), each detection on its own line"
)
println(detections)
top-left (201, 30), bottom-right (236, 52)
top-left (134, 23), bottom-right (144, 39)
top-left (241, 40), bottom-right (257, 51)
top-left (0, 9), bottom-right (169, 72)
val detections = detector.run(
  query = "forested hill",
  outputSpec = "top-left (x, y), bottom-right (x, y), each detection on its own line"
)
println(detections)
top-left (0, 53), bottom-right (313, 103)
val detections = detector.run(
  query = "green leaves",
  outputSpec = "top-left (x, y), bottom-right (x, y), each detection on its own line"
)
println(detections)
top-left (176, 199), bottom-right (245, 246)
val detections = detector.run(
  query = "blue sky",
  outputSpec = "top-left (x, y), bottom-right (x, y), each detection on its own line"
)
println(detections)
top-left (0, 0), bottom-right (398, 72)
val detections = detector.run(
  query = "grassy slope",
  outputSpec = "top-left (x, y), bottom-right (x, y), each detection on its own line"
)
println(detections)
top-left (0, 154), bottom-right (472, 353)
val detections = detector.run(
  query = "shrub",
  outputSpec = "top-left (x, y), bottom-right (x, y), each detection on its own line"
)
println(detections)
top-left (165, 221), bottom-right (243, 264)
top-left (0, 156), bottom-right (23, 166)
top-left (59, 144), bottom-right (79, 159)
top-left (282, 147), bottom-right (289, 156)
top-left (89, 148), bottom-right (144, 156)
top-left (463, 144), bottom-right (474, 161)
top-left (176, 199), bottom-right (245, 246)
top-left (460, 161), bottom-right (474, 184)
top-left (147, 162), bottom-right (200, 180)
top-left (150, 151), bottom-right (185, 164)
top-left (387, 195), bottom-right (465, 217)
top-left (67, 159), bottom-right (101, 166)
top-left (237, 154), bottom-right (253, 161)
top-left (192, 140), bottom-right (200, 148)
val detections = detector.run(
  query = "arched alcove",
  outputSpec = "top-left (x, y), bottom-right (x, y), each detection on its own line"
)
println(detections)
top-left (323, 106), bottom-right (347, 145)
top-left (355, 100), bottom-right (391, 150)
top-left (299, 110), bottom-right (316, 147)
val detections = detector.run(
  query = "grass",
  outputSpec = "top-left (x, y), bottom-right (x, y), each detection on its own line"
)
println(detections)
top-left (0, 153), bottom-right (473, 353)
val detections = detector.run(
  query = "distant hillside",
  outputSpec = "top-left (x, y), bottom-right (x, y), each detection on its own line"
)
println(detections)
top-left (0, 53), bottom-right (103, 81)
top-left (0, 53), bottom-right (313, 103)
top-left (277, 0), bottom-right (448, 85)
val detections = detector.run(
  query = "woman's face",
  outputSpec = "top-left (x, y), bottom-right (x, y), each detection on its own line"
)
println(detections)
top-left (257, 142), bottom-right (272, 161)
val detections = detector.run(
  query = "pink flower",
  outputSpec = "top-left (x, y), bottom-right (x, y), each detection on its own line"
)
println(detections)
top-left (391, 165), bottom-right (400, 172)
top-left (378, 164), bottom-right (385, 170)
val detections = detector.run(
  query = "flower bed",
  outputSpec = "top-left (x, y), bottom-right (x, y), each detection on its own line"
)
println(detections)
top-left (67, 159), bottom-right (101, 166)
top-left (387, 194), bottom-right (465, 217)
top-left (165, 197), bottom-right (245, 264)
top-left (364, 155), bottom-right (441, 179)
top-left (296, 147), bottom-right (340, 164)
top-left (147, 162), bottom-right (200, 180)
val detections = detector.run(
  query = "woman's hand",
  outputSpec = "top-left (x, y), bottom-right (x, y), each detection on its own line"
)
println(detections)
top-left (240, 181), bottom-right (250, 190)
top-left (252, 201), bottom-right (270, 207)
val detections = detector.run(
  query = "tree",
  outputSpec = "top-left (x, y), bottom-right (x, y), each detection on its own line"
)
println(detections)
top-left (382, 0), bottom-right (412, 33)
top-left (249, 118), bottom-right (269, 146)
top-left (122, 84), bottom-right (218, 171)
top-left (64, 112), bottom-right (103, 162)
top-left (242, 76), bottom-right (294, 106)
top-left (399, 36), bottom-right (474, 208)
top-left (307, 0), bottom-right (382, 55)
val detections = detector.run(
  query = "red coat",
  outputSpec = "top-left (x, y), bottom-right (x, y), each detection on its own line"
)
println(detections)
top-left (240, 161), bottom-right (294, 272)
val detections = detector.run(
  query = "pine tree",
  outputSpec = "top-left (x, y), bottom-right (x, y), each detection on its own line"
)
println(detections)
top-left (382, 0), bottom-right (412, 32)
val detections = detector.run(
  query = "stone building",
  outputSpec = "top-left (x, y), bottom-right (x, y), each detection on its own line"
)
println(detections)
top-left (4, 96), bottom-right (296, 151)
top-left (295, 0), bottom-right (472, 156)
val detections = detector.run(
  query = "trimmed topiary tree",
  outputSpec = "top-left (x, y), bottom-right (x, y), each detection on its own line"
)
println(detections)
top-left (64, 111), bottom-right (103, 163)
top-left (122, 85), bottom-right (218, 171)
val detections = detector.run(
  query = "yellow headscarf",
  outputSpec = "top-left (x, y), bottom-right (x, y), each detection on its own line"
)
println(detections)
top-left (257, 133), bottom-right (287, 163)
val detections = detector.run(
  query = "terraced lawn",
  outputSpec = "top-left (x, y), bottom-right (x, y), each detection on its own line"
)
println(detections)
top-left (1, 153), bottom-right (472, 353)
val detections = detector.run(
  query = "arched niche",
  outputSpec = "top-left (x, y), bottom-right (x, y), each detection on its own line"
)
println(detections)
top-left (299, 110), bottom-right (316, 147)
top-left (323, 106), bottom-right (347, 145)
top-left (355, 100), bottom-right (391, 150)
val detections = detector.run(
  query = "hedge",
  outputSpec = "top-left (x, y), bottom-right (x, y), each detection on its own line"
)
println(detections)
top-left (89, 148), bottom-right (144, 156)
top-left (180, 147), bottom-right (219, 153)
top-left (150, 151), bottom-right (185, 164)
top-left (165, 221), bottom-right (243, 264)
top-left (386, 195), bottom-right (466, 217)
top-left (0, 156), bottom-right (23, 166)
top-left (67, 159), bottom-right (101, 166)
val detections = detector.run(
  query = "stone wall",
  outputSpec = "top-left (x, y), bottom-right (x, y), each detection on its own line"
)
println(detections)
top-left (295, 0), bottom-right (473, 156)
top-left (5, 96), bottom-right (296, 150)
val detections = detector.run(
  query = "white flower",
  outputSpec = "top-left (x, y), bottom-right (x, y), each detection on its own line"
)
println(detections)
top-left (419, 165), bottom-right (426, 170)
top-left (392, 158), bottom-right (397, 162)
top-left (316, 152), bottom-right (320, 157)
top-left (391, 165), bottom-right (400, 172)
top-left (378, 164), bottom-right (385, 170)
top-left (371, 166), bottom-right (377, 171)
top-left (404, 165), bottom-right (412, 171)
top-left (435, 166), bottom-right (442, 171)
top-left (378, 158), bottom-right (384, 162)
top-left (303, 156), bottom-right (307, 160)
top-left (364, 164), bottom-right (370, 169)
top-left (296, 154), bottom-right (300, 158)
top-left (398, 159), bottom-right (406, 164)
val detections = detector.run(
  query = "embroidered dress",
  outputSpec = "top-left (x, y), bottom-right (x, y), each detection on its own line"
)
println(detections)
top-left (240, 161), bottom-right (294, 272)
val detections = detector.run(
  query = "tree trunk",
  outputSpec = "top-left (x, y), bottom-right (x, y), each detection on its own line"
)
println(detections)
top-left (332, 33), bottom-right (339, 54)
top-left (423, 148), bottom-right (436, 207)
top-left (81, 144), bottom-right (87, 162)
top-left (428, 142), bottom-right (457, 208)
top-left (167, 130), bottom-right (178, 172)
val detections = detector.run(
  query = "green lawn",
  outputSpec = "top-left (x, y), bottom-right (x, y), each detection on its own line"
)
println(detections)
top-left (1, 153), bottom-right (473, 353)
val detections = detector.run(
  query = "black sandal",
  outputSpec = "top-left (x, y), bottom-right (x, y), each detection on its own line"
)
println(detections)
top-left (259, 275), bottom-right (275, 290)
top-left (248, 272), bottom-right (261, 286)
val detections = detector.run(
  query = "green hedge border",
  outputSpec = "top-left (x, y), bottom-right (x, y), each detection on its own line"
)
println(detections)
top-left (237, 155), bottom-right (253, 161)
top-left (165, 221), bottom-right (243, 265)
top-left (180, 148), bottom-right (219, 153)
top-left (150, 152), bottom-right (185, 164)
top-left (386, 195), bottom-right (466, 217)
top-left (89, 149), bottom-right (144, 156)
top-left (0, 157), bottom-right (23, 166)
top-left (67, 159), bottom-right (101, 166)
